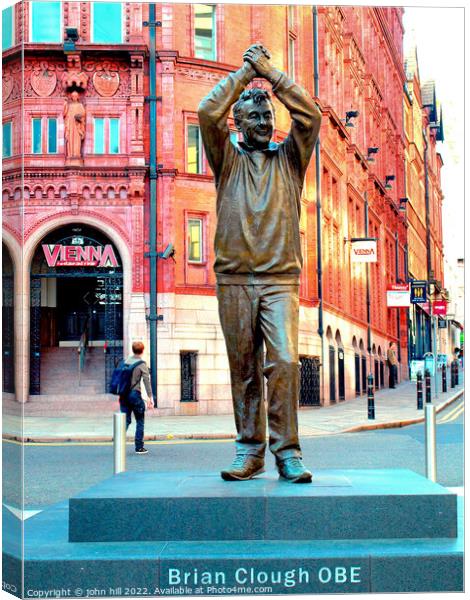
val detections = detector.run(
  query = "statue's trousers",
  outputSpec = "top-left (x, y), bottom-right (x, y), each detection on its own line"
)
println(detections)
top-left (217, 284), bottom-right (301, 460)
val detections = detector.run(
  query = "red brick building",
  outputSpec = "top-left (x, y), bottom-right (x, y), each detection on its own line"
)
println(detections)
top-left (2, 3), bottom-right (445, 415)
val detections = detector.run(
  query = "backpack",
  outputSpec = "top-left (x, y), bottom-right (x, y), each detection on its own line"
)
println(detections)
top-left (109, 360), bottom-right (144, 396)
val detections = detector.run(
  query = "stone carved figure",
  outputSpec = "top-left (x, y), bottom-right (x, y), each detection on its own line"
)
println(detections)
top-left (198, 44), bottom-right (321, 483)
top-left (64, 91), bottom-right (86, 159)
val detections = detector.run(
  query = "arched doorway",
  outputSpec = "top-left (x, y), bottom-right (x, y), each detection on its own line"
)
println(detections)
top-left (326, 327), bottom-right (335, 404)
top-left (2, 243), bottom-right (15, 394)
top-left (29, 224), bottom-right (124, 395)
top-left (352, 336), bottom-right (360, 396)
top-left (359, 339), bottom-right (367, 394)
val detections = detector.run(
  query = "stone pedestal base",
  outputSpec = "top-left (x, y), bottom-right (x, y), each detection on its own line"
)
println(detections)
top-left (2, 470), bottom-right (463, 596)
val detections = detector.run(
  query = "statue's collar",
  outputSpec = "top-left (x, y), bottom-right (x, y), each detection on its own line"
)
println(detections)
top-left (238, 141), bottom-right (279, 153)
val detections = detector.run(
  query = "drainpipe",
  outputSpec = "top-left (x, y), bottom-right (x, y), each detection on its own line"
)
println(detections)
top-left (147, 3), bottom-right (158, 405)
top-left (395, 232), bottom-right (401, 363)
top-left (313, 7), bottom-right (324, 399)
top-left (364, 192), bottom-right (372, 372)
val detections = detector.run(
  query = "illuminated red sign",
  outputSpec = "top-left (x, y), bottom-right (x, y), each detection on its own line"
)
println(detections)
top-left (42, 244), bottom-right (119, 268)
top-left (432, 300), bottom-right (447, 316)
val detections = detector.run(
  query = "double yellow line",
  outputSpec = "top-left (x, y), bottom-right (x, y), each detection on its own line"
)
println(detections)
top-left (438, 398), bottom-right (465, 424)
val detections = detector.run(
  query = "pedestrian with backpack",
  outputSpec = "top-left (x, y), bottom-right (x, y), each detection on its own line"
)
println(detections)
top-left (111, 341), bottom-right (154, 454)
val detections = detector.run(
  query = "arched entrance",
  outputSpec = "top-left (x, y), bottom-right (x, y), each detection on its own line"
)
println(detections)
top-left (29, 224), bottom-right (123, 395)
top-left (2, 243), bottom-right (15, 394)
top-left (335, 330), bottom-right (345, 401)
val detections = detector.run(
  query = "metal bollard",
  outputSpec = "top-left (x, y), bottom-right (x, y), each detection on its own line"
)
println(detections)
top-left (113, 412), bottom-right (127, 474)
top-left (441, 365), bottom-right (447, 394)
top-left (425, 369), bottom-right (432, 404)
top-left (425, 404), bottom-right (437, 482)
top-left (450, 361), bottom-right (455, 388)
top-left (416, 371), bottom-right (423, 410)
top-left (367, 373), bottom-right (375, 420)
top-left (454, 361), bottom-right (459, 386)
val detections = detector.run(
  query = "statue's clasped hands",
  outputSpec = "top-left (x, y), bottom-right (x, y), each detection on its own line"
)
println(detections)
top-left (243, 43), bottom-right (274, 79)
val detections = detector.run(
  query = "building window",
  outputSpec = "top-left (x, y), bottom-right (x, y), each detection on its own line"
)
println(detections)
top-left (32, 118), bottom-right (42, 153)
top-left (180, 351), bottom-right (198, 402)
top-left (32, 117), bottom-right (58, 154)
top-left (287, 6), bottom-right (296, 81)
top-left (48, 118), bottom-right (57, 153)
top-left (31, 1), bottom-right (61, 43)
top-left (93, 117), bottom-right (120, 154)
top-left (194, 4), bottom-right (216, 60)
top-left (2, 122), bottom-right (12, 158)
top-left (188, 218), bottom-right (203, 263)
top-left (92, 2), bottom-right (123, 43)
top-left (2, 5), bottom-right (14, 50)
top-left (187, 124), bottom-right (204, 173)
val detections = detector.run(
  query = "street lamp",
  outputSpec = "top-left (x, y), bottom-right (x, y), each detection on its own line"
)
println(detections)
top-left (367, 147), bottom-right (379, 162)
top-left (343, 110), bottom-right (359, 128)
top-left (384, 175), bottom-right (395, 190)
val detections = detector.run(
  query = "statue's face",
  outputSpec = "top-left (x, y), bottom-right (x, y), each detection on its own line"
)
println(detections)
top-left (236, 99), bottom-right (274, 150)
top-left (71, 91), bottom-right (79, 102)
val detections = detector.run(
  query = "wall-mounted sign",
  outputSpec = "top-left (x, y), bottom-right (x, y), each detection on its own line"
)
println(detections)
top-left (351, 239), bottom-right (377, 263)
top-left (410, 280), bottom-right (427, 303)
top-left (386, 284), bottom-right (410, 307)
top-left (438, 318), bottom-right (447, 329)
top-left (42, 244), bottom-right (119, 268)
top-left (432, 300), bottom-right (447, 316)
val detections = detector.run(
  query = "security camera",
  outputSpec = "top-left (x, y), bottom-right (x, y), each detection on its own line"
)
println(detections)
top-left (160, 243), bottom-right (175, 260)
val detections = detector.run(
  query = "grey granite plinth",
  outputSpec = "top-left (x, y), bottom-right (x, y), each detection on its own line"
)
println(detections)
top-left (69, 469), bottom-right (457, 542)
top-left (2, 492), bottom-right (464, 597)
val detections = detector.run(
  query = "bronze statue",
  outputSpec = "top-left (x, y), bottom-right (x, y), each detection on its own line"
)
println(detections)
top-left (198, 44), bottom-right (321, 483)
top-left (64, 91), bottom-right (86, 159)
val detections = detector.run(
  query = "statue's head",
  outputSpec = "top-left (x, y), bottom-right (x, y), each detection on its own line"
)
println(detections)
top-left (233, 88), bottom-right (274, 150)
top-left (70, 91), bottom-right (80, 102)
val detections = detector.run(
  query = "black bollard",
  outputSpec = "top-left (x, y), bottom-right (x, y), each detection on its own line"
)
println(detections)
top-left (450, 361), bottom-right (456, 388)
top-left (425, 369), bottom-right (432, 403)
top-left (442, 365), bottom-right (447, 393)
top-left (417, 371), bottom-right (423, 410)
top-left (454, 360), bottom-right (459, 386)
top-left (367, 373), bottom-right (375, 419)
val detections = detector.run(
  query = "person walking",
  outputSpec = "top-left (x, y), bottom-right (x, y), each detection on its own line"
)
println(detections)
top-left (120, 341), bottom-right (154, 454)
top-left (387, 342), bottom-right (398, 389)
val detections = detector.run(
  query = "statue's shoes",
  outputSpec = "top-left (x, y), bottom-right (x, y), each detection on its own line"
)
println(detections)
top-left (276, 457), bottom-right (312, 483)
top-left (221, 455), bottom-right (265, 481)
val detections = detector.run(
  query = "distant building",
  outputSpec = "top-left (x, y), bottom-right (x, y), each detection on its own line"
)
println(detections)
top-left (2, 3), bottom-right (448, 415)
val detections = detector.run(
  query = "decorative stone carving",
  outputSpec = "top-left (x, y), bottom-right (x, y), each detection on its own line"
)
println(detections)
top-left (64, 92), bottom-right (86, 161)
top-left (2, 69), bottom-right (13, 101)
top-left (93, 71), bottom-right (120, 97)
top-left (62, 71), bottom-right (88, 91)
top-left (31, 66), bottom-right (57, 97)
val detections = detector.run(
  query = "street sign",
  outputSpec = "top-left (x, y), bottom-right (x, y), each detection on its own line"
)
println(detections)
top-left (410, 280), bottom-right (427, 303)
top-left (432, 300), bottom-right (447, 316)
top-left (437, 354), bottom-right (448, 367)
top-left (438, 318), bottom-right (447, 329)
top-left (410, 360), bottom-right (425, 381)
top-left (386, 284), bottom-right (410, 307)
top-left (424, 353), bottom-right (435, 376)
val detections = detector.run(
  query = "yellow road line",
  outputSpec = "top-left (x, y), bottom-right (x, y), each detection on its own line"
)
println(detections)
top-left (438, 404), bottom-right (464, 424)
top-left (2, 437), bottom-right (234, 447)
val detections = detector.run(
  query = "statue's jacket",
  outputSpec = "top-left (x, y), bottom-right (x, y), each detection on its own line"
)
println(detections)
top-left (198, 69), bottom-right (319, 285)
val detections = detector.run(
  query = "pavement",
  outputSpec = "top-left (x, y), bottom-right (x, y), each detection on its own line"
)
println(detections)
top-left (2, 378), bottom-right (464, 443)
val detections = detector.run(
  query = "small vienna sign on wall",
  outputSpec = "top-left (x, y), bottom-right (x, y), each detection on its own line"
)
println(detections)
top-left (350, 239), bottom-right (377, 263)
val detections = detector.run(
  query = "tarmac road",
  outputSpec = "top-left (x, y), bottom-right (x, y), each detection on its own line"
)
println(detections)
top-left (2, 395), bottom-right (463, 509)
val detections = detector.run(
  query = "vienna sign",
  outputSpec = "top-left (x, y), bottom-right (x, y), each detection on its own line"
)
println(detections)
top-left (42, 244), bottom-right (119, 268)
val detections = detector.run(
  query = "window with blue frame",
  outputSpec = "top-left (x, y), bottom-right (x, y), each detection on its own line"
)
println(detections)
top-left (2, 5), bottom-right (14, 50)
top-left (92, 2), bottom-right (122, 43)
top-left (194, 4), bottom-right (216, 60)
top-left (93, 117), bottom-right (120, 154)
top-left (3, 122), bottom-right (12, 158)
top-left (31, 118), bottom-right (58, 154)
top-left (31, 1), bottom-right (61, 43)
